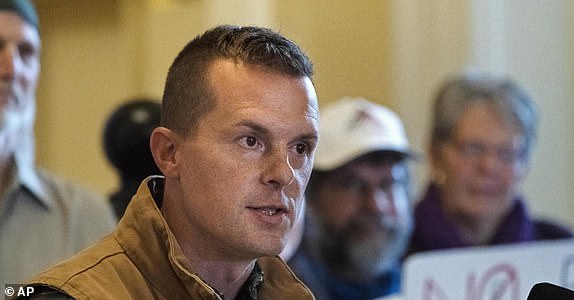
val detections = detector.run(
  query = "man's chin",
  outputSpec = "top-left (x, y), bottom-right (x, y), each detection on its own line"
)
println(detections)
top-left (346, 232), bottom-right (402, 269)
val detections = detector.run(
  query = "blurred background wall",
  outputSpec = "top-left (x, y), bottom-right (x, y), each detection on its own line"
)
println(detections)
top-left (32, 0), bottom-right (574, 226)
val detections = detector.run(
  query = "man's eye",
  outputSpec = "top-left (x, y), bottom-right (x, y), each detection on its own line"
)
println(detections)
top-left (295, 143), bottom-right (308, 155)
top-left (241, 136), bottom-right (259, 148)
top-left (461, 143), bottom-right (484, 156)
top-left (340, 178), bottom-right (363, 193)
top-left (19, 43), bottom-right (38, 63)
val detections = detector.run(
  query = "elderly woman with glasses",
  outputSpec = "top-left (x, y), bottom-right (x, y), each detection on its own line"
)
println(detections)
top-left (407, 72), bottom-right (572, 255)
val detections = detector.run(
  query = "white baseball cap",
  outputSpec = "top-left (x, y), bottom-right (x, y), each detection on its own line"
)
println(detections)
top-left (314, 97), bottom-right (411, 171)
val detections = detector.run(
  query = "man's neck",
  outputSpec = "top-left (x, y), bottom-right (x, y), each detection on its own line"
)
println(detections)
top-left (160, 191), bottom-right (256, 299)
top-left (186, 257), bottom-right (256, 299)
top-left (452, 212), bottom-right (503, 245)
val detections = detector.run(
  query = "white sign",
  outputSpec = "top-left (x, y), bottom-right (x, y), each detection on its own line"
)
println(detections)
top-left (402, 239), bottom-right (574, 300)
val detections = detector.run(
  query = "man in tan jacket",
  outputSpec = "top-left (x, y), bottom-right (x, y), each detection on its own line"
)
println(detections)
top-left (22, 25), bottom-right (318, 299)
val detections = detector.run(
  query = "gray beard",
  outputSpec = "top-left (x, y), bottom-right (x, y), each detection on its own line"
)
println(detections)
top-left (346, 229), bottom-right (408, 276)
top-left (0, 109), bottom-right (35, 162)
top-left (316, 216), bottom-right (412, 281)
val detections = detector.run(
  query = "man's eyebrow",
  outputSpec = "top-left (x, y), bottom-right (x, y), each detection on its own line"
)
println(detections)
top-left (237, 121), bottom-right (271, 136)
top-left (236, 121), bottom-right (318, 142)
top-left (298, 132), bottom-right (319, 143)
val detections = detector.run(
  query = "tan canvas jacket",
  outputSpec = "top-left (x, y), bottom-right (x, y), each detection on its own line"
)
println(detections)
top-left (23, 176), bottom-right (314, 300)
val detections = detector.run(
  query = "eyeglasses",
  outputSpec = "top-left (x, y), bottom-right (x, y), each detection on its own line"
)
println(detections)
top-left (324, 164), bottom-right (408, 195)
top-left (446, 139), bottom-right (526, 164)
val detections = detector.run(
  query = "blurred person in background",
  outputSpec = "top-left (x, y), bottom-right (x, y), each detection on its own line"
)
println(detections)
top-left (103, 97), bottom-right (161, 218)
top-left (408, 72), bottom-right (572, 255)
top-left (0, 0), bottom-right (116, 285)
top-left (289, 97), bottom-right (414, 300)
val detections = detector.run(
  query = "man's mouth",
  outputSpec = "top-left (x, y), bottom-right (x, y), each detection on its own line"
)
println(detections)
top-left (0, 85), bottom-right (15, 107)
top-left (255, 207), bottom-right (286, 216)
top-left (248, 205), bottom-right (290, 225)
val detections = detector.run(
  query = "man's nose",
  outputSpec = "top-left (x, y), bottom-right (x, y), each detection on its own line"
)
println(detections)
top-left (476, 150), bottom-right (502, 172)
top-left (0, 47), bottom-right (17, 80)
top-left (363, 188), bottom-right (395, 215)
top-left (262, 150), bottom-right (295, 188)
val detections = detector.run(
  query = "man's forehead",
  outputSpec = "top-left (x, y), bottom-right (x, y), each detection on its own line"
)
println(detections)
top-left (0, 0), bottom-right (39, 28)
top-left (0, 12), bottom-right (40, 44)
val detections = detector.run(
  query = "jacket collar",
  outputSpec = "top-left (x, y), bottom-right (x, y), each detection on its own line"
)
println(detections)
top-left (115, 176), bottom-right (314, 299)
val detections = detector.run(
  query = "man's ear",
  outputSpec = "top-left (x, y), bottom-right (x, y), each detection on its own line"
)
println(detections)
top-left (150, 127), bottom-right (179, 178)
